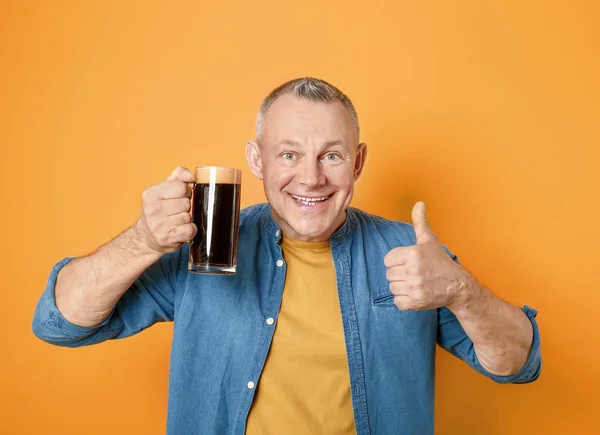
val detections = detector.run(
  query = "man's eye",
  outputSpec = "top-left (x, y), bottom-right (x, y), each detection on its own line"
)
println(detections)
top-left (282, 153), bottom-right (295, 160)
top-left (324, 153), bottom-right (341, 161)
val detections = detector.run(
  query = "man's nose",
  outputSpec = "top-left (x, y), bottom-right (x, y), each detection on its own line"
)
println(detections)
top-left (298, 159), bottom-right (326, 188)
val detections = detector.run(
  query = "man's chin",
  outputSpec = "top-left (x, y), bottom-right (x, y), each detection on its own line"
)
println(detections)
top-left (271, 205), bottom-right (345, 241)
top-left (277, 219), bottom-right (329, 241)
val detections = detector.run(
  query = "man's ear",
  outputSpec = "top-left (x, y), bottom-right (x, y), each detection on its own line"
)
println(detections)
top-left (246, 140), bottom-right (264, 180)
top-left (353, 142), bottom-right (368, 180)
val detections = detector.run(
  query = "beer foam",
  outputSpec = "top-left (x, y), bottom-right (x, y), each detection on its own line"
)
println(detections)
top-left (194, 166), bottom-right (241, 184)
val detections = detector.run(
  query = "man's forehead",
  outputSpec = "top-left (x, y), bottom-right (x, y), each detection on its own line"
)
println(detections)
top-left (262, 95), bottom-right (354, 140)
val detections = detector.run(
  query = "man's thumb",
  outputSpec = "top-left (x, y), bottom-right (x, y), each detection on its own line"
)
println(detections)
top-left (411, 201), bottom-right (436, 244)
top-left (167, 166), bottom-right (195, 182)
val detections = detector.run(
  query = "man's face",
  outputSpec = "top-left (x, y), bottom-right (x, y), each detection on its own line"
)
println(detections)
top-left (246, 94), bottom-right (367, 241)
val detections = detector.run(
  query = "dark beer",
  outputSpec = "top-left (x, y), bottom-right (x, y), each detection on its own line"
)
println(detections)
top-left (190, 183), bottom-right (241, 274)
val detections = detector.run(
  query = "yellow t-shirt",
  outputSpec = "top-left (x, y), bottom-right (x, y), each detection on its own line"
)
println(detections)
top-left (245, 235), bottom-right (355, 435)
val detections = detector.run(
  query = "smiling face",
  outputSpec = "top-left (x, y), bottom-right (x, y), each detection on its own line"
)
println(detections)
top-left (246, 93), bottom-right (367, 241)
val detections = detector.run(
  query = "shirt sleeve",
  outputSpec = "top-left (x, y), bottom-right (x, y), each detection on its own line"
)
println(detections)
top-left (32, 247), bottom-right (187, 348)
top-left (435, 244), bottom-right (542, 384)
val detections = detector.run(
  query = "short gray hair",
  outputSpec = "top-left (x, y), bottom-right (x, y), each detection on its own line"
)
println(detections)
top-left (256, 77), bottom-right (360, 144)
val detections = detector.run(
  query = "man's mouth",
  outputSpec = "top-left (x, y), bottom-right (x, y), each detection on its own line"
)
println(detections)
top-left (289, 193), bottom-right (332, 206)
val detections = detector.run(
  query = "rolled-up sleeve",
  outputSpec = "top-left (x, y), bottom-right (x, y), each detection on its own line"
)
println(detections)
top-left (437, 305), bottom-right (542, 384)
top-left (32, 247), bottom-right (187, 348)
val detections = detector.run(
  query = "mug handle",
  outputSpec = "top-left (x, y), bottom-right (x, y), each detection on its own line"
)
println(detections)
top-left (185, 182), bottom-right (196, 244)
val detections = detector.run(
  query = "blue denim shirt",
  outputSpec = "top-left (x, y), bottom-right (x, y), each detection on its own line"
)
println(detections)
top-left (33, 203), bottom-right (541, 435)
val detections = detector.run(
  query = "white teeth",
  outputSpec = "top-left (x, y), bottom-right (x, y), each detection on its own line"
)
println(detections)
top-left (290, 194), bottom-right (330, 205)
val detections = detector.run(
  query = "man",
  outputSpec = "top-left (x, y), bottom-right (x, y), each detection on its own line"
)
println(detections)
top-left (33, 77), bottom-right (541, 435)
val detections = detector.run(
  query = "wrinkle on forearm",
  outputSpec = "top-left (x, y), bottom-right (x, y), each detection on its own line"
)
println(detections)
top-left (449, 278), bottom-right (534, 376)
top-left (54, 225), bottom-right (163, 327)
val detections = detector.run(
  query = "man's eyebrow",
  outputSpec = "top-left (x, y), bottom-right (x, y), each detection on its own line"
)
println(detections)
top-left (323, 140), bottom-right (344, 148)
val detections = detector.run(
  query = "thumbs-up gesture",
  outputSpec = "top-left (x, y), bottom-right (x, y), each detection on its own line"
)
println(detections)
top-left (383, 202), bottom-right (470, 311)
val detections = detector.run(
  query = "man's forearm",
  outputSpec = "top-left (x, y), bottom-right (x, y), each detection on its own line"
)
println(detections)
top-left (55, 222), bottom-right (164, 328)
top-left (447, 273), bottom-right (534, 376)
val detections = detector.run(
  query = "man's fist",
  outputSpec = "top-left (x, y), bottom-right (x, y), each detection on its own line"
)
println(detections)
top-left (135, 166), bottom-right (197, 254)
top-left (383, 202), bottom-right (469, 311)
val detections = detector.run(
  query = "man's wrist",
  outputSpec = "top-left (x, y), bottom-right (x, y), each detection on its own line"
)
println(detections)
top-left (130, 220), bottom-right (165, 260)
top-left (447, 270), bottom-right (486, 317)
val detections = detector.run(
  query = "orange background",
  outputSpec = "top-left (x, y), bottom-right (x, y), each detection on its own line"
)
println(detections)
top-left (1, 1), bottom-right (599, 434)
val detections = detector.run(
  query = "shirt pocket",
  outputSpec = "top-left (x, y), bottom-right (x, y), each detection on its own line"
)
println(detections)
top-left (371, 292), bottom-right (396, 307)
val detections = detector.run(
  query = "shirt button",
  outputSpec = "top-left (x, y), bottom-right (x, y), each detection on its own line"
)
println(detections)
top-left (276, 259), bottom-right (284, 267)
top-left (247, 381), bottom-right (255, 389)
top-left (275, 230), bottom-right (280, 237)
top-left (266, 317), bottom-right (274, 325)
